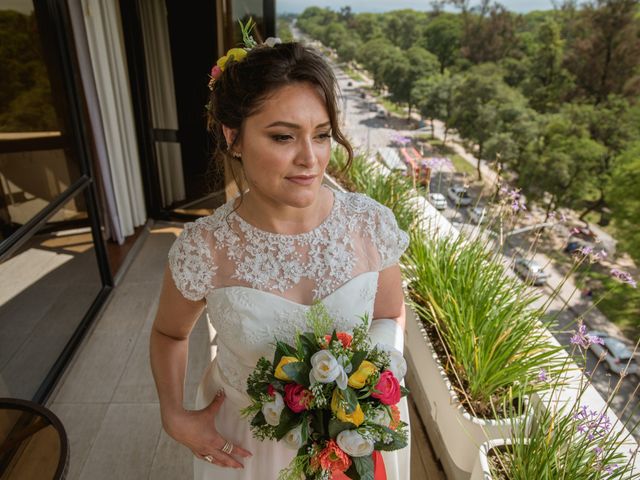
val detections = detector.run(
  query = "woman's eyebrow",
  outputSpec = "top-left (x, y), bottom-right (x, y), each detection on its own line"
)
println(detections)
top-left (265, 121), bottom-right (331, 129)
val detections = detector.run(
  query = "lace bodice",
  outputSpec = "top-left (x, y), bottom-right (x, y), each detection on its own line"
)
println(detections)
top-left (168, 186), bottom-right (409, 395)
top-left (168, 186), bottom-right (409, 304)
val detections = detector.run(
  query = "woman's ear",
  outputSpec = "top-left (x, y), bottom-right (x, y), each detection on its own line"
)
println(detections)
top-left (221, 125), bottom-right (239, 150)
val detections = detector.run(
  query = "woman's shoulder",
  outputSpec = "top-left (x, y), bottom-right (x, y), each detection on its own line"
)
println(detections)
top-left (337, 189), bottom-right (387, 216)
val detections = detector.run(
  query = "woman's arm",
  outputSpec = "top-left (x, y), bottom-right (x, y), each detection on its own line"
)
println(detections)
top-left (369, 264), bottom-right (406, 357)
top-left (149, 265), bottom-right (206, 436)
top-left (372, 264), bottom-right (406, 330)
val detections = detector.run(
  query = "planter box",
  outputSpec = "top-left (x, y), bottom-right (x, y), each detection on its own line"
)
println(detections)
top-left (404, 305), bottom-right (531, 480)
top-left (470, 438), bottom-right (515, 480)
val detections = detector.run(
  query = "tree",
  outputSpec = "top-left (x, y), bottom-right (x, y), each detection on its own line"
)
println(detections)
top-left (381, 10), bottom-right (428, 50)
top-left (608, 142), bottom-right (640, 264)
top-left (384, 46), bottom-right (438, 118)
top-left (412, 72), bottom-right (462, 141)
top-left (336, 38), bottom-right (362, 63)
top-left (421, 14), bottom-right (462, 73)
top-left (353, 13), bottom-right (383, 42)
top-left (450, 66), bottom-right (504, 180)
top-left (356, 39), bottom-right (398, 92)
top-left (563, 0), bottom-right (640, 103)
top-left (561, 96), bottom-right (636, 222)
top-left (518, 113), bottom-right (605, 218)
top-left (521, 18), bottom-right (575, 112)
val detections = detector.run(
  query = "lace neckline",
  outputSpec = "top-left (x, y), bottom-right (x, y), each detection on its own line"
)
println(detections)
top-left (227, 185), bottom-right (339, 239)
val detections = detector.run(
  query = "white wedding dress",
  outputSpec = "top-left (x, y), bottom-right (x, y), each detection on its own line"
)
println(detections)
top-left (168, 185), bottom-right (411, 480)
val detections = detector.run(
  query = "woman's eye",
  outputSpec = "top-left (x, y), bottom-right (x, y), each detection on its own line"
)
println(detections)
top-left (272, 134), bottom-right (293, 142)
top-left (318, 132), bottom-right (332, 140)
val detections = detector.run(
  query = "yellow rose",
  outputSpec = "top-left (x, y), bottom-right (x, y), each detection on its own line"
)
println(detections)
top-left (216, 48), bottom-right (248, 70)
top-left (274, 356), bottom-right (298, 381)
top-left (331, 389), bottom-right (364, 426)
top-left (348, 360), bottom-right (378, 389)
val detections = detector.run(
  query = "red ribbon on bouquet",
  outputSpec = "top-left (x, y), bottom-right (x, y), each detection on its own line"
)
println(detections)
top-left (332, 451), bottom-right (387, 480)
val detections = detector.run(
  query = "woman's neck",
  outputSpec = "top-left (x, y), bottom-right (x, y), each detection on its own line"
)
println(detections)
top-left (233, 186), bottom-right (334, 235)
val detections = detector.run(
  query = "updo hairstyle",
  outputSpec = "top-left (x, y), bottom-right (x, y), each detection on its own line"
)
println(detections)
top-left (206, 42), bottom-right (353, 199)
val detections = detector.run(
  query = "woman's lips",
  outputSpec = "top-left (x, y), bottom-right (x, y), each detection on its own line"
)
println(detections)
top-left (286, 175), bottom-right (316, 185)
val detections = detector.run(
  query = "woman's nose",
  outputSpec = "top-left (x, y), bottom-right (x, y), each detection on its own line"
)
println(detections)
top-left (295, 137), bottom-right (316, 166)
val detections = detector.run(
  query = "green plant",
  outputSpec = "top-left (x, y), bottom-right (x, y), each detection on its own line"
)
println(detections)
top-left (403, 228), bottom-right (566, 417)
top-left (328, 147), bottom-right (419, 232)
top-left (488, 327), bottom-right (640, 479)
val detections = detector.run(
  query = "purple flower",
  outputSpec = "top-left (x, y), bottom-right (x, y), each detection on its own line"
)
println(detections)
top-left (605, 464), bottom-right (618, 474)
top-left (570, 323), bottom-right (602, 349)
top-left (560, 212), bottom-right (567, 222)
top-left (538, 368), bottom-right (548, 382)
top-left (610, 269), bottom-right (637, 288)
top-left (594, 250), bottom-right (607, 262)
top-left (594, 446), bottom-right (603, 456)
top-left (577, 246), bottom-right (594, 256)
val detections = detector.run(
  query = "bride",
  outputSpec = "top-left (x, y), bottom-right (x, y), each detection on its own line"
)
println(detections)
top-left (149, 39), bottom-right (411, 479)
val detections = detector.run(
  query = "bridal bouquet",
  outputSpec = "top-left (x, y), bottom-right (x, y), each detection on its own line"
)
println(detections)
top-left (240, 302), bottom-right (409, 480)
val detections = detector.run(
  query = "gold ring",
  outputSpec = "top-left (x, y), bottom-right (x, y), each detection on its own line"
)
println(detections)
top-left (221, 441), bottom-right (233, 454)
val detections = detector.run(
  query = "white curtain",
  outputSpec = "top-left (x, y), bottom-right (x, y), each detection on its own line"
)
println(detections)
top-left (139, 0), bottom-right (186, 207)
top-left (67, 0), bottom-right (123, 244)
top-left (80, 0), bottom-right (147, 239)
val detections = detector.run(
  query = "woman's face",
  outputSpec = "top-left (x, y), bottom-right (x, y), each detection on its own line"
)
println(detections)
top-left (224, 82), bottom-right (332, 210)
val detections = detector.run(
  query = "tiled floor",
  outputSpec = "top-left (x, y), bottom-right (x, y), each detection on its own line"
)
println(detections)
top-left (46, 222), bottom-right (445, 479)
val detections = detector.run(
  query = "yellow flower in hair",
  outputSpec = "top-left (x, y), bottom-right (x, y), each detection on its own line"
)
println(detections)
top-left (217, 48), bottom-right (248, 71)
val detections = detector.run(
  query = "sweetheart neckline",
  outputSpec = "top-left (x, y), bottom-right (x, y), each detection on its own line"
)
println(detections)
top-left (207, 270), bottom-right (379, 308)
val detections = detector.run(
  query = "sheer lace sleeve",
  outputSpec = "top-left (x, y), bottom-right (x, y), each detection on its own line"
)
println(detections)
top-left (167, 221), bottom-right (216, 301)
top-left (373, 202), bottom-right (409, 271)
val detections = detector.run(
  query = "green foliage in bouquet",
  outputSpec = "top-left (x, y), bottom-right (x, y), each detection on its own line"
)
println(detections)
top-left (240, 302), bottom-right (410, 480)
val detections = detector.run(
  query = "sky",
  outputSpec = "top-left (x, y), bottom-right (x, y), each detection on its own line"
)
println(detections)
top-left (277, 0), bottom-right (560, 14)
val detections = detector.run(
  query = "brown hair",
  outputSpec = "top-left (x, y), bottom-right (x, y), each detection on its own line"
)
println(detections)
top-left (206, 41), bottom-right (353, 209)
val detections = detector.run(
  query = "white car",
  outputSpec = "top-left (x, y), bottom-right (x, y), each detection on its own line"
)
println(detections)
top-left (447, 186), bottom-right (472, 206)
top-left (429, 193), bottom-right (447, 210)
top-left (587, 331), bottom-right (639, 376)
top-left (513, 258), bottom-right (549, 286)
top-left (469, 207), bottom-right (487, 224)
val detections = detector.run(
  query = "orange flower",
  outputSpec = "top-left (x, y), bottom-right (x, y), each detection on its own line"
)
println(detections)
top-left (324, 332), bottom-right (353, 349)
top-left (318, 439), bottom-right (351, 473)
top-left (389, 404), bottom-right (401, 430)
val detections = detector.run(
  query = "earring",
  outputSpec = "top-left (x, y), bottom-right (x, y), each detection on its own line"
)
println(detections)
top-left (231, 151), bottom-right (242, 160)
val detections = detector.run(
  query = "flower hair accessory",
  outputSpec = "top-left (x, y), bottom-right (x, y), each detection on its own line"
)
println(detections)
top-left (207, 18), bottom-right (282, 92)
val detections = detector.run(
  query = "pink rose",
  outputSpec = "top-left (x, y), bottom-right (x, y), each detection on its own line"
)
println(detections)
top-left (210, 65), bottom-right (222, 79)
top-left (284, 383), bottom-right (312, 413)
top-left (371, 370), bottom-right (401, 405)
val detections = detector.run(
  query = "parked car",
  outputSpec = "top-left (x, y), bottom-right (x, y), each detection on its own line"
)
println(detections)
top-left (429, 193), bottom-right (447, 210)
top-left (368, 104), bottom-right (378, 112)
top-left (587, 331), bottom-right (639, 376)
top-left (564, 238), bottom-right (594, 254)
top-left (376, 110), bottom-right (386, 118)
top-left (347, 81), bottom-right (353, 86)
top-left (513, 258), bottom-right (549, 286)
top-left (469, 207), bottom-right (487, 224)
top-left (447, 186), bottom-right (472, 206)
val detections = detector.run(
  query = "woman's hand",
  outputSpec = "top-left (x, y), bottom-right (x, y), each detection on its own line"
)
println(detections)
top-left (165, 390), bottom-right (253, 469)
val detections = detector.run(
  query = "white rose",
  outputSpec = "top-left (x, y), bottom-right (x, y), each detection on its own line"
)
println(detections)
top-left (376, 343), bottom-right (407, 380)
top-left (370, 408), bottom-right (392, 428)
top-left (282, 423), bottom-right (305, 450)
top-left (336, 429), bottom-right (375, 457)
top-left (309, 350), bottom-right (345, 385)
top-left (262, 391), bottom-right (285, 426)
